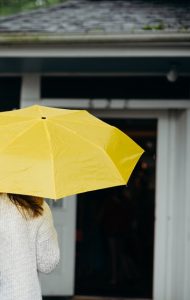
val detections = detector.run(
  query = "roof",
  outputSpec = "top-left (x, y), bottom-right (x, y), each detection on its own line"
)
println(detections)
top-left (0, 0), bottom-right (189, 35)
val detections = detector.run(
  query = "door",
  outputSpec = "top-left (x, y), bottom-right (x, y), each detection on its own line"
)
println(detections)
top-left (75, 117), bottom-right (157, 298)
top-left (39, 195), bottom-right (76, 296)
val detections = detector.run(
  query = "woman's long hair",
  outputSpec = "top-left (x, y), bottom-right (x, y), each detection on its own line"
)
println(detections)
top-left (8, 193), bottom-right (44, 219)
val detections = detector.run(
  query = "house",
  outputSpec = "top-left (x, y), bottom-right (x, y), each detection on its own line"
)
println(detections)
top-left (0, 1), bottom-right (190, 299)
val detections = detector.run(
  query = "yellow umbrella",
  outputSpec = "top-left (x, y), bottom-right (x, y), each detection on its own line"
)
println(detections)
top-left (0, 105), bottom-right (144, 199)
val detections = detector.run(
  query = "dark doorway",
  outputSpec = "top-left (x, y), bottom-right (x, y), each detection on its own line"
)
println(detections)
top-left (75, 118), bottom-right (156, 298)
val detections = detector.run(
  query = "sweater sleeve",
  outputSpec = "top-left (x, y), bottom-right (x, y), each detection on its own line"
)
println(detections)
top-left (36, 202), bottom-right (60, 274)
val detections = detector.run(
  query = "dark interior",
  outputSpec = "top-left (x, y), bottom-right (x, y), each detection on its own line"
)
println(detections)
top-left (41, 75), bottom-right (190, 99)
top-left (75, 118), bottom-right (157, 298)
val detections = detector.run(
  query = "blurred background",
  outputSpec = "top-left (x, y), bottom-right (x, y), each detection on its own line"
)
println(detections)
top-left (0, 0), bottom-right (64, 16)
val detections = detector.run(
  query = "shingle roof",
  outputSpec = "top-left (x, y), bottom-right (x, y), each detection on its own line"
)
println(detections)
top-left (0, 0), bottom-right (189, 34)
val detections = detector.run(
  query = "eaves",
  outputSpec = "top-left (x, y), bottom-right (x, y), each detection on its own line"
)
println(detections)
top-left (0, 32), bottom-right (190, 57)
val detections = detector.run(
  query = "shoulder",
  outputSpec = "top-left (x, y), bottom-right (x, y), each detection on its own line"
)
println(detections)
top-left (0, 193), bottom-right (10, 202)
top-left (0, 193), bottom-right (18, 215)
top-left (27, 200), bottom-right (52, 229)
top-left (42, 201), bottom-right (52, 217)
top-left (37, 200), bottom-right (54, 228)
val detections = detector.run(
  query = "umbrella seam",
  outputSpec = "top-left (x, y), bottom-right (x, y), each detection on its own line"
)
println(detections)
top-left (42, 120), bottom-right (56, 199)
top-left (0, 105), bottom-right (79, 120)
top-left (49, 110), bottom-right (111, 129)
top-left (48, 119), bottom-right (126, 184)
top-left (0, 120), bottom-right (40, 154)
top-left (36, 105), bottom-right (83, 119)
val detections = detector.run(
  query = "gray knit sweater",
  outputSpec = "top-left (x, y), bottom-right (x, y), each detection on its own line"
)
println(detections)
top-left (0, 193), bottom-right (60, 300)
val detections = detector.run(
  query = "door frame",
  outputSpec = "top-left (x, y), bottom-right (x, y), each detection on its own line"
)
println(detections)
top-left (93, 108), bottom-right (190, 300)
top-left (92, 109), bottom-right (169, 300)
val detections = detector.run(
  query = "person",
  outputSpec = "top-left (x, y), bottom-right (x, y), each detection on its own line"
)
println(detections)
top-left (0, 193), bottom-right (60, 300)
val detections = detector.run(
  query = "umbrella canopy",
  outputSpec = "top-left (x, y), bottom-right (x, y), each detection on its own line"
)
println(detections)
top-left (0, 105), bottom-right (144, 199)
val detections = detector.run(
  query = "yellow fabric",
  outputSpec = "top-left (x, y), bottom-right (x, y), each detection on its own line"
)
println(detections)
top-left (0, 105), bottom-right (144, 199)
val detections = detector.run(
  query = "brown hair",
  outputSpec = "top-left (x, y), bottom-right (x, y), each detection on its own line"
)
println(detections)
top-left (8, 193), bottom-right (44, 219)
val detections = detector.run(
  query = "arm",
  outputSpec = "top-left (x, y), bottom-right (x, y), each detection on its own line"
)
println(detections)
top-left (36, 202), bottom-right (60, 274)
